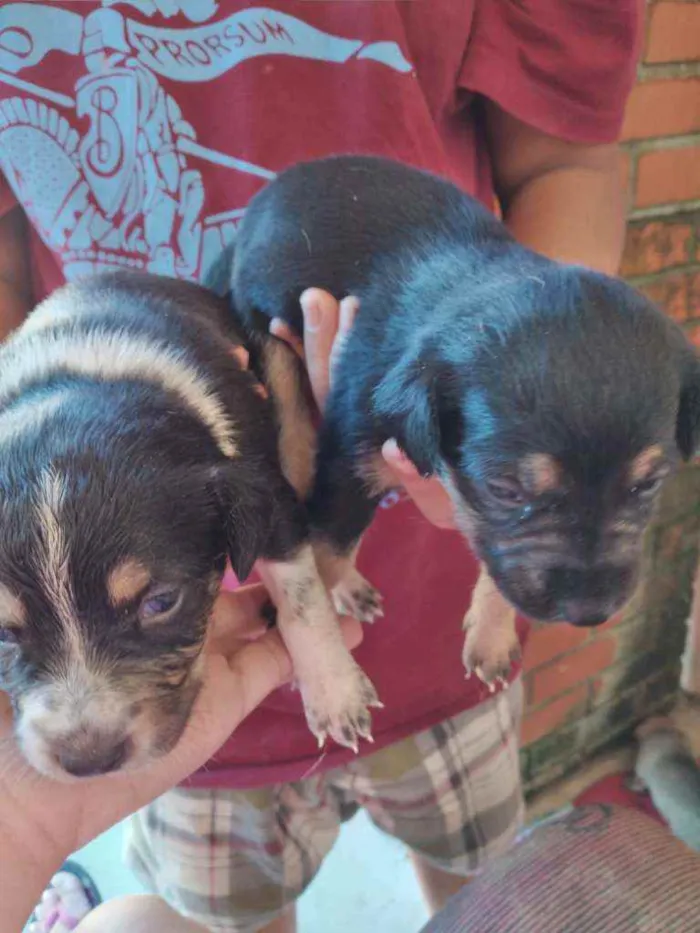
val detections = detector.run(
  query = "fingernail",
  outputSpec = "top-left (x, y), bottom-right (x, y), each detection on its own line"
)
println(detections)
top-left (382, 439), bottom-right (412, 473)
top-left (230, 345), bottom-right (249, 370)
top-left (306, 301), bottom-right (322, 331)
top-left (301, 292), bottom-right (323, 331)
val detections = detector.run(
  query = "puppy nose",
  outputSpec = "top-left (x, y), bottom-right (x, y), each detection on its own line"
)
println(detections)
top-left (55, 735), bottom-right (130, 778)
top-left (558, 600), bottom-right (609, 627)
top-left (546, 565), bottom-right (633, 627)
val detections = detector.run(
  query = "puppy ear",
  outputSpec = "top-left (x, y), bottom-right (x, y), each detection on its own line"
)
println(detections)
top-left (372, 354), bottom-right (443, 476)
top-left (213, 462), bottom-right (308, 582)
top-left (224, 485), bottom-right (270, 582)
top-left (676, 348), bottom-right (700, 461)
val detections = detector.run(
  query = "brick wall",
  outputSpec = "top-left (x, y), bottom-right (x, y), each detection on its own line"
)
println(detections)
top-left (521, 0), bottom-right (700, 794)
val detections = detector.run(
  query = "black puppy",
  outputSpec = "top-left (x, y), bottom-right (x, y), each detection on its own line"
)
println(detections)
top-left (232, 154), bottom-right (700, 681)
top-left (0, 272), bottom-right (379, 780)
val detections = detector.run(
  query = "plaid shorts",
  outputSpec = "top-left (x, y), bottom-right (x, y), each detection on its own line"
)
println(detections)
top-left (125, 677), bottom-right (524, 933)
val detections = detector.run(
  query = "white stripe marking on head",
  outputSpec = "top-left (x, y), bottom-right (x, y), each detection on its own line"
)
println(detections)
top-left (1, 326), bottom-right (237, 458)
top-left (33, 468), bottom-right (83, 662)
top-left (17, 287), bottom-right (85, 338)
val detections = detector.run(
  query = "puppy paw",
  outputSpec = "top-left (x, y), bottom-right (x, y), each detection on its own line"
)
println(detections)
top-left (462, 614), bottom-right (521, 691)
top-left (301, 662), bottom-right (383, 752)
top-left (332, 569), bottom-right (383, 624)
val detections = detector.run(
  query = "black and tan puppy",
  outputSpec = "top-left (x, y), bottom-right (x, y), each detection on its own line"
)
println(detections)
top-left (0, 272), bottom-right (379, 780)
top-left (232, 154), bottom-right (700, 682)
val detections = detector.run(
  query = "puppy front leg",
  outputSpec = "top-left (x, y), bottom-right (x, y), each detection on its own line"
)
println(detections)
top-left (308, 437), bottom-right (385, 623)
top-left (314, 539), bottom-right (383, 624)
top-left (462, 564), bottom-right (520, 690)
top-left (257, 545), bottom-right (381, 750)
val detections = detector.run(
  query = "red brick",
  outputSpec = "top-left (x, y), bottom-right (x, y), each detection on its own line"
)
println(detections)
top-left (523, 623), bottom-right (589, 673)
top-left (530, 637), bottom-right (617, 706)
top-left (636, 271), bottom-right (700, 323)
top-left (646, 3), bottom-right (700, 64)
top-left (692, 271), bottom-right (700, 317)
top-left (620, 151), bottom-right (632, 207)
top-left (635, 146), bottom-right (700, 208)
top-left (621, 80), bottom-right (700, 141)
top-left (620, 220), bottom-right (693, 277)
top-left (685, 321), bottom-right (700, 349)
top-left (522, 685), bottom-right (588, 746)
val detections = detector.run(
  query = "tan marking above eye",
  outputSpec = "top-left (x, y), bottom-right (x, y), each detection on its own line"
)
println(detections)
top-left (628, 445), bottom-right (665, 485)
top-left (518, 453), bottom-right (564, 495)
top-left (0, 583), bottom-right (26, 628)
top-left (107, 559), bottom-right (151, 607)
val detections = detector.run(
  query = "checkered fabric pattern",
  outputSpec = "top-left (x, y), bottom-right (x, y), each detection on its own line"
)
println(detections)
top-left (126, 678), bottom-right (524, 933)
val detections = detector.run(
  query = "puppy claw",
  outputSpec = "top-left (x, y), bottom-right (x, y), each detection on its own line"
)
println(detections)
top-left (462, 623), bottom-right (521, 689)
top-left (473, 665), bottom-right (497, 693)
top-left (332, 572), bottom-right (383, 624)
top-left (302, 663), bottom-right (380, 754)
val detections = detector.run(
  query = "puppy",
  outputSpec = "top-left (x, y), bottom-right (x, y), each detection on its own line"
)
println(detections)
top-left (231, 154), bottom-right (700, 683)
top-left (0, 271), bottom-right (379, 781)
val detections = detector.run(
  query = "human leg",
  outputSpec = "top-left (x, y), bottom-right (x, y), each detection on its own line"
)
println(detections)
top-left (329, 678), bottom-right (525, 916)
top-left (124, 781), bottom-right (342, 933)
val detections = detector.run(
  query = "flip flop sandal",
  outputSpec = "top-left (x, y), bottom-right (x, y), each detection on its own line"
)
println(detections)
top-left (27, 861), bottom-right (101, 932)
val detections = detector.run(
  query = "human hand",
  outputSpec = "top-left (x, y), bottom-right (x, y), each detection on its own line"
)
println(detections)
top-left (270, 288), bottom-right (456, 529)
top-left (0, 586), bottom-right (362, 880)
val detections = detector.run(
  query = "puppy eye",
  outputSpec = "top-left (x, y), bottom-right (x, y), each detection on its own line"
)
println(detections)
top-left (139, 587), bottom-right (183, 622)
top-left (486, 477), bottom-right (525, 506)
top-left (629, 475), bottom-right (664, 499)
top-left (0, 626), bottom-right (18, 644)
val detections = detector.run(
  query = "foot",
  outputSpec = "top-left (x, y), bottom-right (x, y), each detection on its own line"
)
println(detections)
top-left (331, 567), bottom-right (383, 623)
top-left (300, 660), bottom-right (383, 752)
top-left (29, 863), bottom-right (100, 933)
top-left (462, 608), bottom-right (521, 690)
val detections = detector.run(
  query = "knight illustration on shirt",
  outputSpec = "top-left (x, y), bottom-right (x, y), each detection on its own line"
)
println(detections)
top-left (0, 0), bottom-right (413, 282)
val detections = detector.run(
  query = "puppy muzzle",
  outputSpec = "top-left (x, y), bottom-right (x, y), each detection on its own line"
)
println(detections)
top-left (489, 560), bottom-right (638, 626)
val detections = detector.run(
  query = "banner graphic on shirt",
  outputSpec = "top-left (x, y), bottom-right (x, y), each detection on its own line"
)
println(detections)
top-left (0, 1), bottom-right (412, 513)
top-left (0, 4), bottom-right (412, 79)
top-left (0, 2), bottom-right (414, 285)
top-left (128, 9), bottom-right (413, 81)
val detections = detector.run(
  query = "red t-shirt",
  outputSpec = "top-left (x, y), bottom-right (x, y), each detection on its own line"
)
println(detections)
top-left (0, 1), bottom-right (640, 787)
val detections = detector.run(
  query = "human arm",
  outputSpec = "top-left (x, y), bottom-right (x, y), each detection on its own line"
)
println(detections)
top-left (485, 103), bottom-right (626, 275)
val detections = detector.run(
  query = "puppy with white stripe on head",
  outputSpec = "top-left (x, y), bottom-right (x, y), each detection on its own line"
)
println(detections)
top-left (0, 271), bottom-right (379, 781)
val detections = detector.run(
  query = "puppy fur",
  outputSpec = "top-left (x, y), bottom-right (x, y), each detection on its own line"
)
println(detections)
top-left (0, 271), bottom-right (378, 780)
top-left (231, 154), bottom-right (700, 683)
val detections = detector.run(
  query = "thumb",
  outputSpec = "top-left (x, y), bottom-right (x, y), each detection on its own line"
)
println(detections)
top-left (117, 617), bottom-right (364, 808)
top-left (382, 439), bottom-right (456, 530)
top-left (299, 288), bottom-right (340, 411)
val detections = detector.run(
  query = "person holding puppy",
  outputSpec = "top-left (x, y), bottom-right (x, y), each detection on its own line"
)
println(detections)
top-left (0, 2), bottom-right (640, 931)
top-left (1, 588), bottom-right (357, 933)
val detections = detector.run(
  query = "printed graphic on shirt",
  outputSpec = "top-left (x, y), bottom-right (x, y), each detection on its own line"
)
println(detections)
top-left (0, 1), bottom-right (413, 283)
